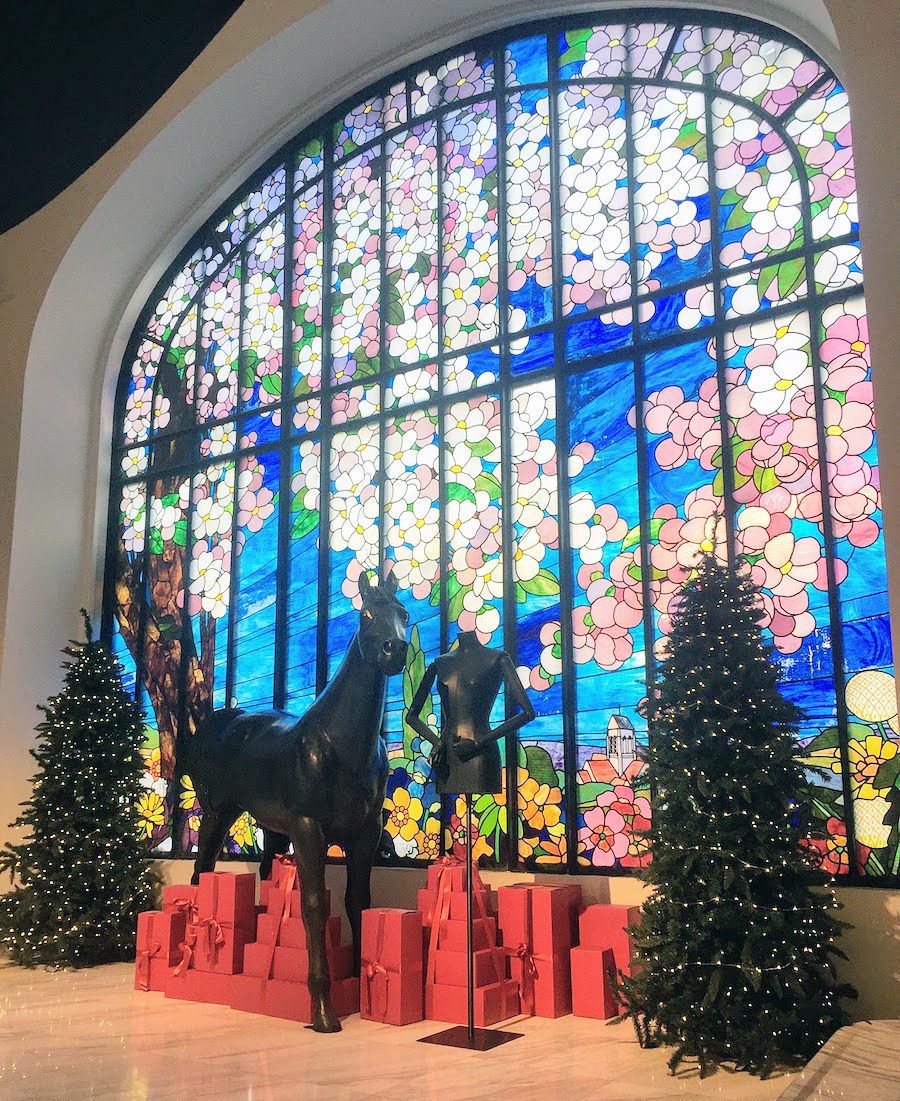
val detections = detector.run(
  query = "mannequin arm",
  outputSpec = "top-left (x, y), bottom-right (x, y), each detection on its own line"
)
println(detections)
top-left (454, 654), bottom-right (536, 759)
top-left (404, 661), bottom-right (440, 748)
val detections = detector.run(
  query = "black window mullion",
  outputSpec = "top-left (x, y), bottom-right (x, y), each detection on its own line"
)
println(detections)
top-left (704, 68), bottom-right (739, 568)
top-left (315, 129), bottom-right (337, 695)
top-left (377, 141), bottom-right (388, 579)
top-left (547, 36), bottom-right (581, 875)
top-left (798, 179), bottom-right (860, 879)
top-left (435, 107), bottom-right (452, 855)
top-left (495, 49), bottom-right (520, 871)
top-left (273, 155), bottom-right (297, 711)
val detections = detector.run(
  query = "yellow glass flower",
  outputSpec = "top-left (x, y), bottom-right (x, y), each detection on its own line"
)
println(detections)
top-left (839, 733), bottom-right (898, 799)
top-left (179, 774), bottom-right (199, 810)
top-left (384, 786), bottom-right (424, 841)
top-left (229, 812), bottom-right (257, 848)
top-left (418, 816), bottom-right (441, 861)
top-left (137, 792), bottom-right (165, 838)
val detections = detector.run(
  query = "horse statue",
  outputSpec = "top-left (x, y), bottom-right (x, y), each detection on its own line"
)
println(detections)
top-left (178, 573), bottom-right (408, 1032)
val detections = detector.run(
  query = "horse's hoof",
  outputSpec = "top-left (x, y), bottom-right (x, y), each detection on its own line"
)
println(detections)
top-left (311, 1007), bottom-right (342, 1033)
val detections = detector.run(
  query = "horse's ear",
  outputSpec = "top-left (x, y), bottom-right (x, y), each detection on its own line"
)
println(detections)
top-left (384, 572), bottom-right (398, 597)
top-left (359, 572), bottom-right (372, 598)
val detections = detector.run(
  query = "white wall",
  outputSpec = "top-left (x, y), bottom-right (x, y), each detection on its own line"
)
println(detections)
top-left (1, 0), bottom-right (897, 1019)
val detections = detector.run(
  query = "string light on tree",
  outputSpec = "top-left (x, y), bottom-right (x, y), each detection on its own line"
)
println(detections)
top-left (615, 540), bottom-right (856, 1079)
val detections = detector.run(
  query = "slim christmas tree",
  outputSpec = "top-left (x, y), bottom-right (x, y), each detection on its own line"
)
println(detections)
top-left (0, 611), bottom-right (160, 966)
top-left (617, 550), bottom-right (855, 1077)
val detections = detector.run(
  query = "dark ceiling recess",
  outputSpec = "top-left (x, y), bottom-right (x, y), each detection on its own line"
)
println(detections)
top-left (2, 1), bottom-right (245, 234)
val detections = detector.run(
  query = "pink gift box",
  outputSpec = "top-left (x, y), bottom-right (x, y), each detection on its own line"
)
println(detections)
top-left (417, 887), bottom-right (493, 923)
top-left (570, 946), bottom-right (620, 1019)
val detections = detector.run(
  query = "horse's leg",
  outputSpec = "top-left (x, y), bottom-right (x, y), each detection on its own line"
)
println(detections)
top-left (191, 805), bottom-right (238, 885)
top-left (259, 827), bottom-right (291, 882)
top-left (344, 814), bottom-right (381, 977)
top-left (291, 816), bottom-right (340, 1033)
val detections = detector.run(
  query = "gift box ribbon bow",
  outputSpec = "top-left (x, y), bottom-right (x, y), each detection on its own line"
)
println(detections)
top-left (136, 940), bottom-right (162, 991)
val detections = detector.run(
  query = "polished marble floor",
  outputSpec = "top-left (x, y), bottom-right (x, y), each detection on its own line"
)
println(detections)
top-left (0, 961), bottom-right (798, 1101)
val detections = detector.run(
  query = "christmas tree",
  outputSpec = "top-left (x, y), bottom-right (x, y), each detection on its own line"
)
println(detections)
top-left (0, 611), bottom-right (160, 966)
top-left (617, 549), bottom-right (855, 1077)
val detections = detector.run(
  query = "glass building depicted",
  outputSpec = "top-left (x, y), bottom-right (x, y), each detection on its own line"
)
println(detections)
top-left (106, 13), bottom-right (898, 881)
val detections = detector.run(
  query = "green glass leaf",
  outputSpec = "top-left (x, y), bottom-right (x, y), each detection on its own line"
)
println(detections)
top-left (446, 482), bottom-right (475, 503)
top-left (261, 374), bottom-right (282, 398)
top-left (520, 568), bottom-right (560, 597)
top-left (873, 755), bottom-right (900, 790)
top-left (291, 508), bottom-right (318, 539)
top-left (560, 27), bottom-right (591, 66)
top-left (474, 471), bottom-right (502, 499)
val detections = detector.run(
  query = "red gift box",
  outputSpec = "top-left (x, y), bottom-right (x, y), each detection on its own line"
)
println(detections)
top-left (417, 887), bottom-right (492, 923)
top-left (578, 905), bottom-right (640, 974)
top-left (165, 968), bottom-right (235, 1006)
top-left (162, 884), bottom-right (198, 918)
top-left (361, 909), bottom-right (422, 971)
top-left (135, 910), bottom-right (187, 991)
top-left (259, 881), bottom-right (332, 919)
top-left (256, 912), bottom-right (342, 951)
top-left (433, 947), bottom-right (505, 988)
top-left (230, 974), bottom-right (267, 1015)
top-left (497, 883), bottom-right (581, 956)
top-left (265, 976), bottom-right (359, 1023)
top-left (425, 859), bottom-right (476, 893)
top-left (425, 979), bottom-right (519, 1026)
top-left (508, 951), bottom-right (571, 1017)
top-left (271, 944), bottom-right (354, 983)
top-left (431, 915), bottom-right (496, 953)
top-left (359, 909), bottom-right (424, 1026)
top-left (196, 871), bottom-right (257, 932)
top-left (570, 946), bottom-right (619, 1019)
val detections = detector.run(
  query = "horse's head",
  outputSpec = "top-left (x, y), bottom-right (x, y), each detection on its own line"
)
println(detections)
top-left (357, 573), bottom-right (409, 675)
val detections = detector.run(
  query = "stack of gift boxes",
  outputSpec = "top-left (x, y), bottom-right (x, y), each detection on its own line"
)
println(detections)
top-left (232, 857), bottom-right (359, 1023)
top-left (134, 862), bottom-right (358, 1023)
top-left (417, 860), bottom-right (519, 1026)
top-left (162, 873), bottom-right (257, 1005)
top-left (570, 903), bottom-right (641, 1019)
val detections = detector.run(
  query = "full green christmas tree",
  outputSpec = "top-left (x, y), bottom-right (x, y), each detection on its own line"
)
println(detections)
top-left (0, 611), bottom-right (160, 966)
top-left (617, 550), bottom-right (856, 1077)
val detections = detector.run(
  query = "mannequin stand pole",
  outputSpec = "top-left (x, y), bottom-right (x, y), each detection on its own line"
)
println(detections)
top-left (418, 794), bottom-right (521, 1052)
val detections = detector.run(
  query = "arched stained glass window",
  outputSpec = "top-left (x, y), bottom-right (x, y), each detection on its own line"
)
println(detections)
top-left (106, 13), bottom-right (899, 882)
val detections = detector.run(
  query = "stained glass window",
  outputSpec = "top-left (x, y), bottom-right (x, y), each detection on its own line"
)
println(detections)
top-left (107, 14), bottom-right (898, 882)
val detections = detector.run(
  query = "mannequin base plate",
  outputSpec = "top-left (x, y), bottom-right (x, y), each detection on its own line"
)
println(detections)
top-left (418, 1025), bottom-right (522, 1050)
